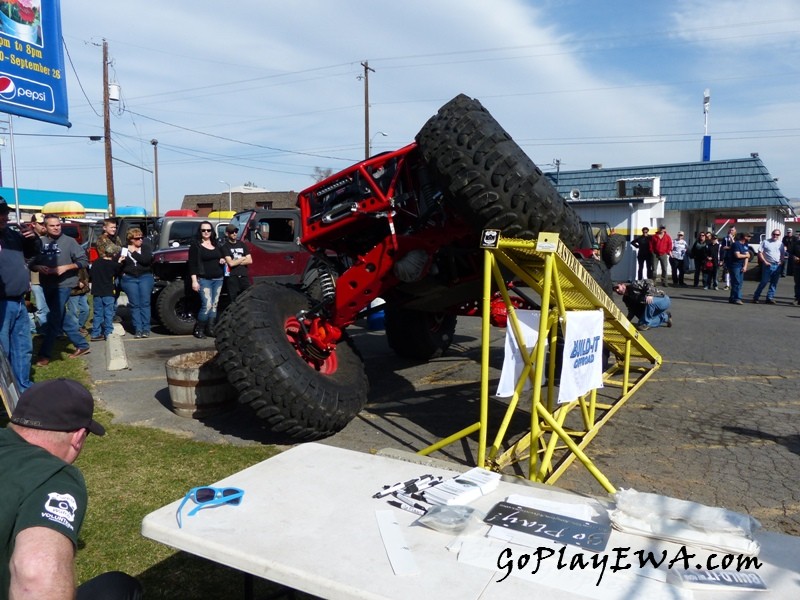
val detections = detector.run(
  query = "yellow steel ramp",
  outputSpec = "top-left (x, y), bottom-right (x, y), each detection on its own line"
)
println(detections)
top-left (419, 231), bottom-right (662, 493)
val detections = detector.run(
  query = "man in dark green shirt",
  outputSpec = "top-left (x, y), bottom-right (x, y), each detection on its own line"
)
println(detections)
top-left (1, 379), bottom-right (141, 599)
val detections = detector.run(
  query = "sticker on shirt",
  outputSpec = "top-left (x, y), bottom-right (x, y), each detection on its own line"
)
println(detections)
top-left (42, 492), bottom-right (77, 531)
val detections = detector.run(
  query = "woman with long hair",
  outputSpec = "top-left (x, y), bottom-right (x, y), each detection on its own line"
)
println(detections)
top-left (119, 227), bottom-right (154, 338)
top-left (188, 221), bottom-right (225, 338)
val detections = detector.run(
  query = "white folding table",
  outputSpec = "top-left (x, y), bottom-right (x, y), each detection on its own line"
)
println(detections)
top-left (142, 443), bottom-right (800, 599)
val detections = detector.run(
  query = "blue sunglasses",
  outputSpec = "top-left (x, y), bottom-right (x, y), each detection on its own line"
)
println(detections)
top-left (176, 486), bottom-right (244, 528)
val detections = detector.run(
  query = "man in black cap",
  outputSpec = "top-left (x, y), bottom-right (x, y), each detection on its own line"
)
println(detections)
top-left (0, 198), bottom-right (39, 391)
top-left (1, 379), bottom-right (142, 599)
top-left (220, 223), bottom-right (252, 303)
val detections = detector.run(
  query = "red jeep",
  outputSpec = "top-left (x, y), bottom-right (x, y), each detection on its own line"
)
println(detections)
top-left (215, 94), bottom-right (619, 440)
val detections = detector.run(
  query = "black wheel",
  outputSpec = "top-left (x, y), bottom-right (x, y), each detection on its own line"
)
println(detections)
top-left (579, 258), bottom-right (613, 298)
top-left (602, 234), bottom-right (627, 268)
top-left (416, 94), bottom-right (582, 245)
top-left (384, 308), bottom-right (457, 360)
top-left (156, 280), bottom-right (199, 335)
top-left (214, 282), bottom-right (368, 440)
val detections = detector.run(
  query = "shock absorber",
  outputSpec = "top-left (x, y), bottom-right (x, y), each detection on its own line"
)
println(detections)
top-left (317, 262), bottom-right (337, 303)
top-left (415, 164), bottom-right (443, 219)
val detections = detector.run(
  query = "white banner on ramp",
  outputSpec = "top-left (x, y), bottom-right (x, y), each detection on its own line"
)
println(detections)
top-left (558, 310), bottom-right (604, 404)
top-left (496, 310), bottom-right (545, 398)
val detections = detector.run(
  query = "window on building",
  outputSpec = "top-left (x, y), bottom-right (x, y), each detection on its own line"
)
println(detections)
top-left (617, 177), bottom-right (660, 198)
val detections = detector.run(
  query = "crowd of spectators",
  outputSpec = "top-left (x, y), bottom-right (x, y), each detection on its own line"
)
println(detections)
top-left (630, 225), bottom-right (800, 306)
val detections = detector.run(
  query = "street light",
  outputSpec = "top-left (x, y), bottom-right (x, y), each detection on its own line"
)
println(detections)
top-left (220, 180), bottom-right (231, 212)
top-left (369, 131), bottom-right (387, 156)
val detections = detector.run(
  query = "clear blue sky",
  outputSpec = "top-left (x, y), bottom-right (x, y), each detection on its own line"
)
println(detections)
top-left (6, 0), bottom-right (799, 213)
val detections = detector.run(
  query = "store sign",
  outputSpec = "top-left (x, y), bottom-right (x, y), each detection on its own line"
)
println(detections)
top-left (714, 217), bottom-right (800, 224)
top-left (0, 0), bottom-right (68, 126)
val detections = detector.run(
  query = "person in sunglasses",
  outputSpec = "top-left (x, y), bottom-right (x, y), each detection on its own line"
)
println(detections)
top-left (189, 221), bottom-right (226, 338)
top-left (0, 379), bottom-right (142, 599)
top-left (220, 223), bottom-right (252, 303)
top-left (119, 227), bottom-right (154, 339)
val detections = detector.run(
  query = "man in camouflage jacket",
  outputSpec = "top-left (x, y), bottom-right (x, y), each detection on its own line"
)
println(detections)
top-left (612, 279), bottom-right (672, 331)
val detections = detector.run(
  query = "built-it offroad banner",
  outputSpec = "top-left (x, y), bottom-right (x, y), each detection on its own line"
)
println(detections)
top-left (558, 309), bottom-right (604, 404)
top-left (0, 0), bottom-right (68, 126)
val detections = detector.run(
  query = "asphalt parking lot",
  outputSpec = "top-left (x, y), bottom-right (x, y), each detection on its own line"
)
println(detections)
top-left (87, 277), bottom-right (800, 536)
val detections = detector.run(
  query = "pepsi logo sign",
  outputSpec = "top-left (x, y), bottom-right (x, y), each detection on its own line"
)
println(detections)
top-left (0, 76), bottom-right (16, 100)
top-left (0, 72), bottom-right (53, 113)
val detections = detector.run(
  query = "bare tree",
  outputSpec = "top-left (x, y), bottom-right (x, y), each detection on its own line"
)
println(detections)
top-left (312, 167), bottom-right (334, 182)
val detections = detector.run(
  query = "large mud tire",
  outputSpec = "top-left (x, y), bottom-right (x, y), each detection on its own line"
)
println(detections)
top-left (602, 234), bottom-right (627, 268)
top-left (416, 94), bottom-right (582, 244)
top-left (384, 308), bottom-right (457, 360)
top-left (214, 282), bottom-right (368, 440)
top-left (579, 258), bottom-right (613, 298)
top-left (156, 280), bottom-right (199, 335)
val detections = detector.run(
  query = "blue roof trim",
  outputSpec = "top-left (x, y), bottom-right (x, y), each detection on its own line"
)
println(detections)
top-left (0, 187), bottom-right (109, 212)
top-left (546, 157), bottom-right (790, 211)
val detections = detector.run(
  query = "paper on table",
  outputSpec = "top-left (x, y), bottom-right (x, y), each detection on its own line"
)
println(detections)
top-left (375, 510), bottom-right (420, 576)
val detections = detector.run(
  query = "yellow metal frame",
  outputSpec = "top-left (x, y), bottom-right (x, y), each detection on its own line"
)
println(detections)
top-left (419, 232), bottom-right (662, 493)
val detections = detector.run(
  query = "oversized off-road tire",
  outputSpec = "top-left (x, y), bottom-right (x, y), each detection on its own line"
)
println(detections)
top-left (156, 280), bottom-right (199, 335)
top-left (416, 94), bottom-right (582, 245)
top-left (384, 308), bottom-right (457, 360)
top-left (579, 258), bottom-right (613, 298)
top-left (602, 234), bottom-right (627, 268)
top-left (214, 282), bottom-right (368, 440)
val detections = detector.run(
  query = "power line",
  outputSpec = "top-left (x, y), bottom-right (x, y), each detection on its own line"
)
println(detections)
top-left (122, 108), bottom-right (355, 162)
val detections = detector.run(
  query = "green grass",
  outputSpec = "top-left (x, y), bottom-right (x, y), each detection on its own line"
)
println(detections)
top-left (26, 345), bottom-right (288, 599)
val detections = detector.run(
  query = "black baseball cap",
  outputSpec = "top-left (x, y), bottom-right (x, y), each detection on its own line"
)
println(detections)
top-left (225, 224), bottom-right (237, 233)
top-left (0, 197), bottom-right (8, 214)
top-left (11, 379), bottom-right (105, 436)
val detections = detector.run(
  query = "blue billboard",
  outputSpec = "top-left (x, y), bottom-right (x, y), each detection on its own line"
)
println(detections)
top-left (0, 0), bottom-right (68, 126)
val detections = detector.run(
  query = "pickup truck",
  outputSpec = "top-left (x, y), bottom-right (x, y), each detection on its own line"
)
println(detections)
top-left (150, 209), bottom-right (310, 334)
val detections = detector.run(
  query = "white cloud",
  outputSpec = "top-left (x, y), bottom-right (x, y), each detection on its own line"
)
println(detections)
top-left (3, 0), bottom-right (800, 213)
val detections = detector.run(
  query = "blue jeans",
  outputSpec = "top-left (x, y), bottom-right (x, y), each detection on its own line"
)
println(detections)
top-left (91, 296), bottom-right (116, 338)
top-left (0, 298), bottom-right (33, 391)
top-left (753, 263), bottom-right (781, 301)
top-left (640, 295), bottom-right (672, 328)
top-left (41, 286), bottom-right (89, 358)
top-left (65, 294), bottom-right (90, 333)
top-left (120, 273), bottom-right (155, 335)
top-left (31, 283), bottom-right (48, 332)
top-left (198, 278), bottom-right (223, 323)
top-left (728, 263), bottom-right (744, 302)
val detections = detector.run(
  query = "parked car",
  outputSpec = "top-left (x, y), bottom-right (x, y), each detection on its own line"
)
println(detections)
top-left (149, 209), bottom-right (309, 335)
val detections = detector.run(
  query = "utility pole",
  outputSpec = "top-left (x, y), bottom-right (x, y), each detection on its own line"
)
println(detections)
top-left (361, 61), bottom-right (374, 160)
top-left (151, 139), bottom-right (159, 216)
top-left (103, 40), bottom-right (116, 216)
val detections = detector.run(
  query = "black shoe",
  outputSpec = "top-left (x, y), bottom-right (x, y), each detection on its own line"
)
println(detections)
top-left (666, 312), bottom-right (673, 328)
top-left (205, 321), bottom-right (216, 338)
top-left (90, 335), bottom-right (105, 342)
top-left (751, 298), bottom-right (760, 304)
top-left (766, 299), bottom-right (776, 304)
top-left (193, 322), bottom-right (206, 339)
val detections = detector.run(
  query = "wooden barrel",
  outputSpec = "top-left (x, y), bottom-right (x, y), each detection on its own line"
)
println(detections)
top-left (165, 351), bottom-right (236, 418)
